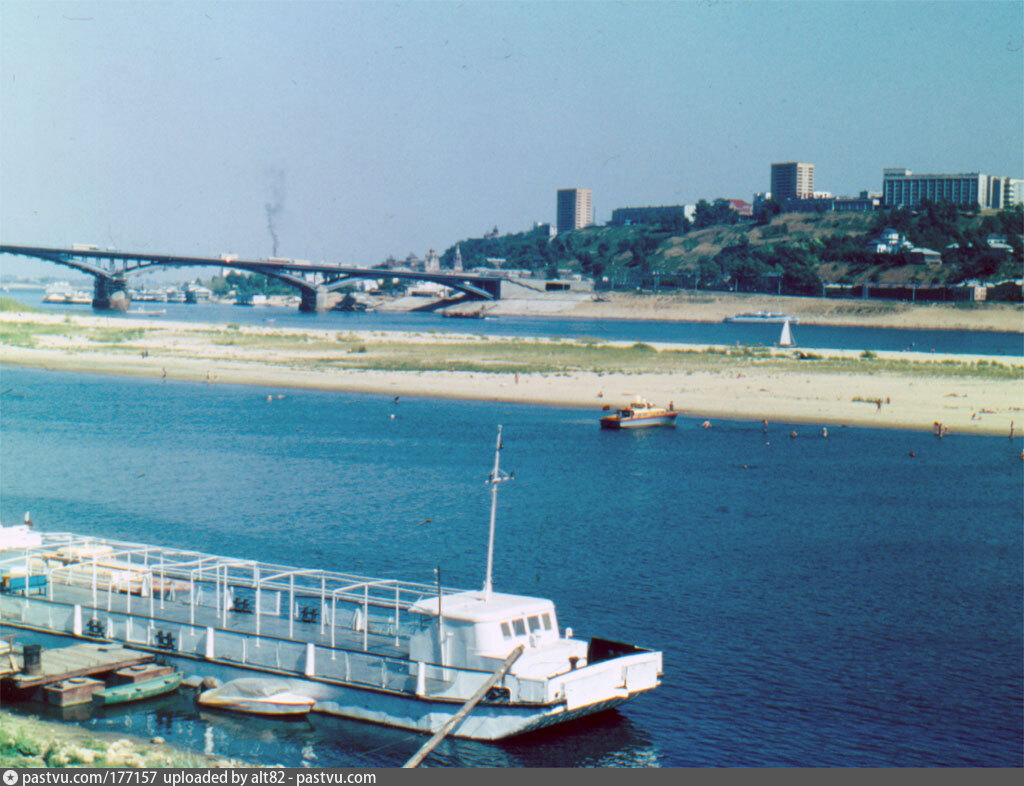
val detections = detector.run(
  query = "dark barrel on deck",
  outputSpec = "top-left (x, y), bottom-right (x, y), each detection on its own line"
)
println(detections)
top-left (22, 643), bottom-right (42, 675)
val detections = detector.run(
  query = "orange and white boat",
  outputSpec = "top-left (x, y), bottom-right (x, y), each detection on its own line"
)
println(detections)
top-left (599, 398), bottom-right (677, 429)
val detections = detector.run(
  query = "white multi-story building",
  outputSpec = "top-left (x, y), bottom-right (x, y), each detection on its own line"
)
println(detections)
top-left (882, 169), bottom-right (1023, 209)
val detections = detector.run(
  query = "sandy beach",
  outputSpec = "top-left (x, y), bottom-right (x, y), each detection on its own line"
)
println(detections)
top-left (2, 311), bottom-right (1021, 437)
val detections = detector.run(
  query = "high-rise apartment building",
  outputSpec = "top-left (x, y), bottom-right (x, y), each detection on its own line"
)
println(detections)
top-left (882, 169), bottom-right (1024, 209)
top-left (770, 162), bottom-right (815, 204)
top-left (556, 188), bottom-right (592, 234)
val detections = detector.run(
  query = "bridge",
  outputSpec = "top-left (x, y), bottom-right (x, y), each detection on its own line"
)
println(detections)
top-left (0, 244), bottom-right (504, 311)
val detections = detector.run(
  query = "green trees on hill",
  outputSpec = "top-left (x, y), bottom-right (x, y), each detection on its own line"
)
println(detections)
top-left (208, 271), bottom-right (294, 296)
top-left (440, 225), bottom-right (555, 271)
top-left (440, 200), bottom-right (1021, 293)
top-left (692, 199), bottom-right (739, 229)
top-left (869, 200), bottom-right (1023, 280)
top-left (699, 238), bottom-right (822, 295)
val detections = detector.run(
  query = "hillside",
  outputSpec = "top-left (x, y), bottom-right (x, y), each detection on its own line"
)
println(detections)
top-left (442, 206), bottom-right (1023, 297)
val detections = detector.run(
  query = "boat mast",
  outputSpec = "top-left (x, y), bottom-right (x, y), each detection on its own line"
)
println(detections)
top-left (483, 425), bottom-right (512, 599)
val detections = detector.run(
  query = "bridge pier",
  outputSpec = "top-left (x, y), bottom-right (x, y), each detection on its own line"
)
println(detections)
top-left (299, 287), bottom-right (330, 313)
top-left (92, 276), bottom-right (130, 311)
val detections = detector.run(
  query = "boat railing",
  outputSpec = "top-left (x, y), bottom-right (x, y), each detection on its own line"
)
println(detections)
top-left (2, 533), bottom-right (461, 609)
top-left (1, 533), bottom-right (468, 646)
top-left (0, 591), bottom-right (549, 703)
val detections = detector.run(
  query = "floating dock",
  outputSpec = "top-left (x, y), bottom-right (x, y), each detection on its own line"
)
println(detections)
top-left (1, 641), bottom-right (156, 705)
top-left (0, 526), bottom-right (662, 740)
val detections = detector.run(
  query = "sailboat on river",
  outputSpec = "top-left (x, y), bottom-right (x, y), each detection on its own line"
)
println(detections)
top-left (0, 429), bottom-right (662, 740)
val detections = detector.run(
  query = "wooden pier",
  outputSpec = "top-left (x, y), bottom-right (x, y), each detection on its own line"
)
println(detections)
top-left (1, 641), bottom-right (155, 705)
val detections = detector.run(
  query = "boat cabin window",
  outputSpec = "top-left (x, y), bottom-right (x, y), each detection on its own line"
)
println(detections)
top-left (500, 622), bottom-right (512, 640)
top-left (542, 613), bottom-right (552, 631)
top-left (527, 615), bottom-right (541, 633)
top-left (512, 618), bottom-right (526, 636)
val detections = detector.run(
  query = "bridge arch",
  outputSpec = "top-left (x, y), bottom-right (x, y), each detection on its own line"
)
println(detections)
top-left (0, 244), bottom-right (501, 311)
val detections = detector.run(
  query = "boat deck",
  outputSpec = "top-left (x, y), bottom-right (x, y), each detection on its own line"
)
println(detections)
top-left (2, 642), bottom-right (153, 690)
top-left (1, 531), bottom-right (510, 702)
top-left (30, 579), bottom-right (409, 660)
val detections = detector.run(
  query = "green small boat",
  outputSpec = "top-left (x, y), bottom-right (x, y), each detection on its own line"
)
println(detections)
top-left (92, 671), bottom-right (183, 706)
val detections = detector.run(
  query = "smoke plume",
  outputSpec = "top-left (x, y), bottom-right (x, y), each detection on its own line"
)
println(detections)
top-left (265, 170), bottom-right (286, 256)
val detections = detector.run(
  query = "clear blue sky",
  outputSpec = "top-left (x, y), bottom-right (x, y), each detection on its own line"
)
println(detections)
top-left (2, 1), bottom-right (1021, 277)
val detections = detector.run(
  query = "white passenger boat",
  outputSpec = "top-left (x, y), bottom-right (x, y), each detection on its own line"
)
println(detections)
top-left (723, 310), bottom-right (799, 324)
top-left (0, 429), bottom-right (662, 740)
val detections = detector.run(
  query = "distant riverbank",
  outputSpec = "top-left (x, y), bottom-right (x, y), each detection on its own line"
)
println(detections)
top-left (501, 291), bottom-right (1024, 332)
top-left (2, 311), bottom-right (1021, 437)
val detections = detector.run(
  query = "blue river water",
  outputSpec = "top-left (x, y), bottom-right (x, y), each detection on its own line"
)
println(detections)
top-left (1, 366), bottom-right (1021, 767)
top-left (11, 291), bottom-right (1024, 356)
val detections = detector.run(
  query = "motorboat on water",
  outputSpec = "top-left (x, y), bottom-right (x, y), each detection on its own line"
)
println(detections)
top-left (0, 429), bottom-right (662, 740)
top-left (600, 398), bottom-right (678, 429)
top-left (723, 310), bottom-right (799, 324)
top-left (198, 678), bottom-right (317, 716)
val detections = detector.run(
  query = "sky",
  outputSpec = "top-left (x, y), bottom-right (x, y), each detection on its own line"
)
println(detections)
top-left (1, 1), bottom-right (1022, 279)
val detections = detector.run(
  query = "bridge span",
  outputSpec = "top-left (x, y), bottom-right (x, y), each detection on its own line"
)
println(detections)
top-left (0, 244), bottom-right (503, 311)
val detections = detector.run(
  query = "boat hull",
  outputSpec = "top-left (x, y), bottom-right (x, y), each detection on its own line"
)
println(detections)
top-left (92, 672), bottom-right (183, 706)
top-left (0, 621), bottom-right (656, 740)
top-left (600, 414), bottom-right (677, 429)
top-left (723, 314), bottom-right (798, 324)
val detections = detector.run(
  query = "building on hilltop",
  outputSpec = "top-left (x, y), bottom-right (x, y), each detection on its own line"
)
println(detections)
top-left (609, 205), bottom-right (690, 227)
top-left (1007, 179), bottom-right (1024, 207)
top-left (556, 188), bottom-right (592, 234)
top-left (726, 199), bottom-right (753, 218)
top-left (770, 162), bottom-right (815, 204)
top-left (882, 169), bottom-right (1024, 210)
top-left (783, 190), bottom-right (880, 213)
top-left (425, 249), bottom-right (440, 273)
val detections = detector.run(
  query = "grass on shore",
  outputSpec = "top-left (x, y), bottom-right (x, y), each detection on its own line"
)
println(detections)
top-left (2, 318), bottom-right (1021, 381)
top-left (0, 710), bottom-right (243, 768)
top-left (0, 296), bottom-right (40, 313)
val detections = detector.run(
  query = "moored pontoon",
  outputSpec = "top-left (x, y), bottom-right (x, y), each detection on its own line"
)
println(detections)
top-left (0, 430), bottom-right (662, 740)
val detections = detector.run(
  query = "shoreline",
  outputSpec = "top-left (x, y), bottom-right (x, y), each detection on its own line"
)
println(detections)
top-left (508, 292), bottom-right (1024, 333)
top-left (2, 311), bottom-right (1021, 437)
top-left (6, 291), bottom-right (1024, 333)
top-left (0, 708), bottom-right (245, 767)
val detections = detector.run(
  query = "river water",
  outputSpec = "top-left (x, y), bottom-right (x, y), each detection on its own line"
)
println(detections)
top-left (11, 292), bottom-right (1024, 356)
top-left (1, 366), bottom-right (1021, 767)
